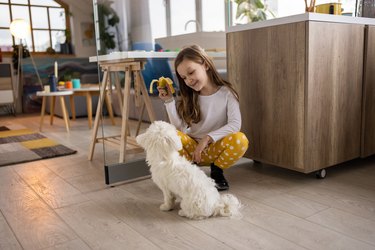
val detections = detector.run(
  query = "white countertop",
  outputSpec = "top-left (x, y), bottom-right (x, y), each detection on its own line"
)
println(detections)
top-left (36, 90), bottom-right (74, 96)
top-left (227, 13), bottom-right (375, 33)
top-left (89, 51), bottom-right (226, 63)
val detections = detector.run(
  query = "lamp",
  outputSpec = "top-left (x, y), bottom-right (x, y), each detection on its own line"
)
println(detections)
top-left (10, 19), bottom-right (30, 39)
top-left (10, 18), bottom-right (43, 109)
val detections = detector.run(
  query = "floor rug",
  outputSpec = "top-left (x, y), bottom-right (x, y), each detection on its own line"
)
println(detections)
top-left (0, 125), bottom-right (77, 167)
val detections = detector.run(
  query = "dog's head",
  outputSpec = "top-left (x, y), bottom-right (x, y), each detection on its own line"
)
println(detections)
top-left (136, 121), bottom-right (182, 159)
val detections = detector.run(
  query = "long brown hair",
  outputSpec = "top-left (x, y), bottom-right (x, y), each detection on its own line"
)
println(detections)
top-left (174, 44), bottom-right (239, 126)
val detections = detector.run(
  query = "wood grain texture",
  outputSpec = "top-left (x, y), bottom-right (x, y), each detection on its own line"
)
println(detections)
top-left (227, 22), bottom-right (306, 171)
top-left (0, 211), bottom-right (22, 250)
top-left (42, 239), bottom-right (91, 250)
top-left (306, 208), bottom-right (375, 245)
top-left (13, 163), bottom-right (90, 209)
top-left (305, 22), bottom-right (364, 172)
top-left (361, 25), bottom-right (375, 157)
top-left (1, 108), bottom-right (375, 250)
top-left (228, 21), bottom-right (366, 173)
top-left (240, 197), bottom-right (375, 250)
top-left (55, 200), bottom-right (160, 250)
top-left (86, 188), bottom-right (232, 250)
top-left (0, 186), bottom-right (77, 249)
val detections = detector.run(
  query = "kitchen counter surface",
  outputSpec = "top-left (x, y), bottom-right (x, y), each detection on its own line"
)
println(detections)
top-left (227, 12), bottom-right (375, 33)
top-left (89, 51), bottom-right (226, 63)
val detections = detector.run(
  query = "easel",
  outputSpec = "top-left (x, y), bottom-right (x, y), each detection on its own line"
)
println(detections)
top-left (88, 59), bottom-right (156, 163)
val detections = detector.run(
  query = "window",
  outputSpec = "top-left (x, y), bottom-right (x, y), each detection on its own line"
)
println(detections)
top-left (149, 0), bottom-right (167, 39)
top-left (148, 0), bottom-right (226, 42)
top-left (0, 0), bottom-right (70, 53)
top-left (202, 0), bottom-right (225, 32)
top-left (170, 0), bottom-right (196, 35)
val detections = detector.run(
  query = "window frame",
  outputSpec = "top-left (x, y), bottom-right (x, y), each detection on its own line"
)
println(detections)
top-left (0, 0), bottom-right (71, 54)
top-left (164, 0), bottom-right (226, 36)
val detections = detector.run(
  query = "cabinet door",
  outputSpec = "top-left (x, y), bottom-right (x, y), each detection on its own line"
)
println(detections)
top-left (227, 22), bottom-right (306, 170)
top-left (305, 22), bottom-right (364, 172)
top-left (361, 25), bottom-right (375, 157)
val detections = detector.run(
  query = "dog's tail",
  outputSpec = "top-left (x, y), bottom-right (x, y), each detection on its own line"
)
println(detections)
top-left (218, 194), bottom-right (242, 218)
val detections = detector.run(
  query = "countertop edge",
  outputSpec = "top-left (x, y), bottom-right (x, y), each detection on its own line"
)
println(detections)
top-left (226, 13), bottom-right (375, 33)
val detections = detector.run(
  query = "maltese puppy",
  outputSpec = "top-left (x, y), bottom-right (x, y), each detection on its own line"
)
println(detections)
top-left (136, 121), bottom-right (241, 220)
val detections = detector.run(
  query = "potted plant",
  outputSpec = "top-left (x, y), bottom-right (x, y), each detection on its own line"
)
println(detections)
top-left (232, 0), bottom-right (275, 23)
top-left (97, 0), bottom-right (120, 54)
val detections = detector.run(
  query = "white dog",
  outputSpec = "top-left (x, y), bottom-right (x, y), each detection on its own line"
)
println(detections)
top-left (136, 121), bottom-right (241, 220)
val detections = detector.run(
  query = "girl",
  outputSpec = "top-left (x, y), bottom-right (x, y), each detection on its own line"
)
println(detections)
top-left (158, 45), bottom-right (249, 191)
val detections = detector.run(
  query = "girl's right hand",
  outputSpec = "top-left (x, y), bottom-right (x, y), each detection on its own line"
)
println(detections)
top-left (157, 83), bottom-right (173, 102)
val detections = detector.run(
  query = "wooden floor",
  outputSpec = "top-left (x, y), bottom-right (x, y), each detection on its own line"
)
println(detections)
top-left (1, 114), bottom-right (375, 250)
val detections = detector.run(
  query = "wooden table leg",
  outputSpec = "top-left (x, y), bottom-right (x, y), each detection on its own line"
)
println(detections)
top-left (70, 95), bottom-right (76, 120)
top-left (86, 92), bottom-right (92, 129)
top-left (59, 96), bottom-right (70, 132)
top-left (39, 96), bottom-right (46, 131)
top-left (50, 96), bottom-right (56, 125)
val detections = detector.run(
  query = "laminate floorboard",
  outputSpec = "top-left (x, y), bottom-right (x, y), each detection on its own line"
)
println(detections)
top-left (0, 210), bottom-right (22, 250)
top-left (0, 114), bottom-right (374, 249)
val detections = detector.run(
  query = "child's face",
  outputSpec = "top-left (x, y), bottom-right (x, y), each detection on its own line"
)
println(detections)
top-left (177, 59), bottom-right (209, 92)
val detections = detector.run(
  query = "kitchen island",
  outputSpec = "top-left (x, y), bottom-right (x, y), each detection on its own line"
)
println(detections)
top-left (227, 13), bottom-right (375, 177)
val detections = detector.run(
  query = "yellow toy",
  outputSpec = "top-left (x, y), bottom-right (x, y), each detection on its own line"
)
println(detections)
top-left (149, 77), bottom-right (175, 94)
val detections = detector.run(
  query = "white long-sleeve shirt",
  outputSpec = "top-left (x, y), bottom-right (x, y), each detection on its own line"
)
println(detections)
top-left (164, 86), bottom-right (241, 142)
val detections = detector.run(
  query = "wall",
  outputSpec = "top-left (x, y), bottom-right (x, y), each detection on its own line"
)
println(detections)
top-left (109, 0), bottom-right (153, 51)
top-left (64, 0), bottom-right (97, 58)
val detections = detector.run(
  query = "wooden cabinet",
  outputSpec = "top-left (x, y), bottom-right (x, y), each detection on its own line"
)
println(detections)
top-left (361, 26), bottom-right (375, 157)
top-left (227, 15), bottom-right (374, 174)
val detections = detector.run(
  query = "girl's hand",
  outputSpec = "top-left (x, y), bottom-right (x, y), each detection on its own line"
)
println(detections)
top-left (192, 135), bottom-right (212, 164)
top-left (157, 83), bottom-right (173, 102)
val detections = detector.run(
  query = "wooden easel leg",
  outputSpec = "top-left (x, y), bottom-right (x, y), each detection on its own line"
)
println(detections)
top-left (136, 101), bottom-right (145, 136)
top-left (88, 70), bottom-right (109, 160)
top-left (105, 92), bottom-right (115, 126)
top-left (119, 68), bottom-right (131, 163)
top-left (137, 71), bottom-right (156, 122)
top-left (114, 72), bottom-right (123, 109)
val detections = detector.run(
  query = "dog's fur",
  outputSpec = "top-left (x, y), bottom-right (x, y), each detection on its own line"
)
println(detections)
top-left (136, 121), bottom-right (241, 220)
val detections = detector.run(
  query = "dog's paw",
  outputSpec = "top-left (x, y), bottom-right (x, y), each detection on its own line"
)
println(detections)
top-left (178, 209), bottom-right (186, 217)
top-left (160, 203), bottom-right (173, 211)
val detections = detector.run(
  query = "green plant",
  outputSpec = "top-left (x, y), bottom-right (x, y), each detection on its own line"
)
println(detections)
top-left (72, 71), bottom-right (81, 79)
top-left (12, 44), bottom-right (30, 71)
top-left (233, 0), bottom-right (275, 23)
top-left (97, 0), bottom-right (120, 54)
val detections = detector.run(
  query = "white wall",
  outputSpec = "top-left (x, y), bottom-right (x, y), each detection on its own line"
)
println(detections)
top-left (64, 0), bottom-right (96, 57)
top-left (128, 0), bottom-right (152, 46)
top-left (113, 0), bottom-right (130, 51)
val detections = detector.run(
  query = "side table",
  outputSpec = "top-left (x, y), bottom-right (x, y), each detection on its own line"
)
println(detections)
top-left (36, 90), bottom-right (74, 132)
top-left (68, 84), bottom-right (115, 129)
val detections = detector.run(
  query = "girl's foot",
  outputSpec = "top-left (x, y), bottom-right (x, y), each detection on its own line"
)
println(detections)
top-left (210, 164), bottom-right (229, 191)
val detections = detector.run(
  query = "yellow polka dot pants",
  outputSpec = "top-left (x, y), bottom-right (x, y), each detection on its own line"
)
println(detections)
top-left (177, 131), bottom-right (249, 169)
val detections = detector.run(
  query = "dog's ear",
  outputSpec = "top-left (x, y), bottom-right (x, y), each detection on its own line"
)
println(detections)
top-left (157, 130), bottom-right (182, 159)
top-left (136, 132), bottom-right (149, 149)
top-left (165, 132), bottom-right (182, 151)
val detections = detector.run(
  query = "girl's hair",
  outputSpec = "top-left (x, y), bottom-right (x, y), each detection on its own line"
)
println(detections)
top-left (174, 44), bottom-right (239, 126)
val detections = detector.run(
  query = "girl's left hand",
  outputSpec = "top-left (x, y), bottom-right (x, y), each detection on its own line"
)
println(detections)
top-left (192, 135), bottom-right (212, 164)
top-left (193, 142), bottom-right (205, 163)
